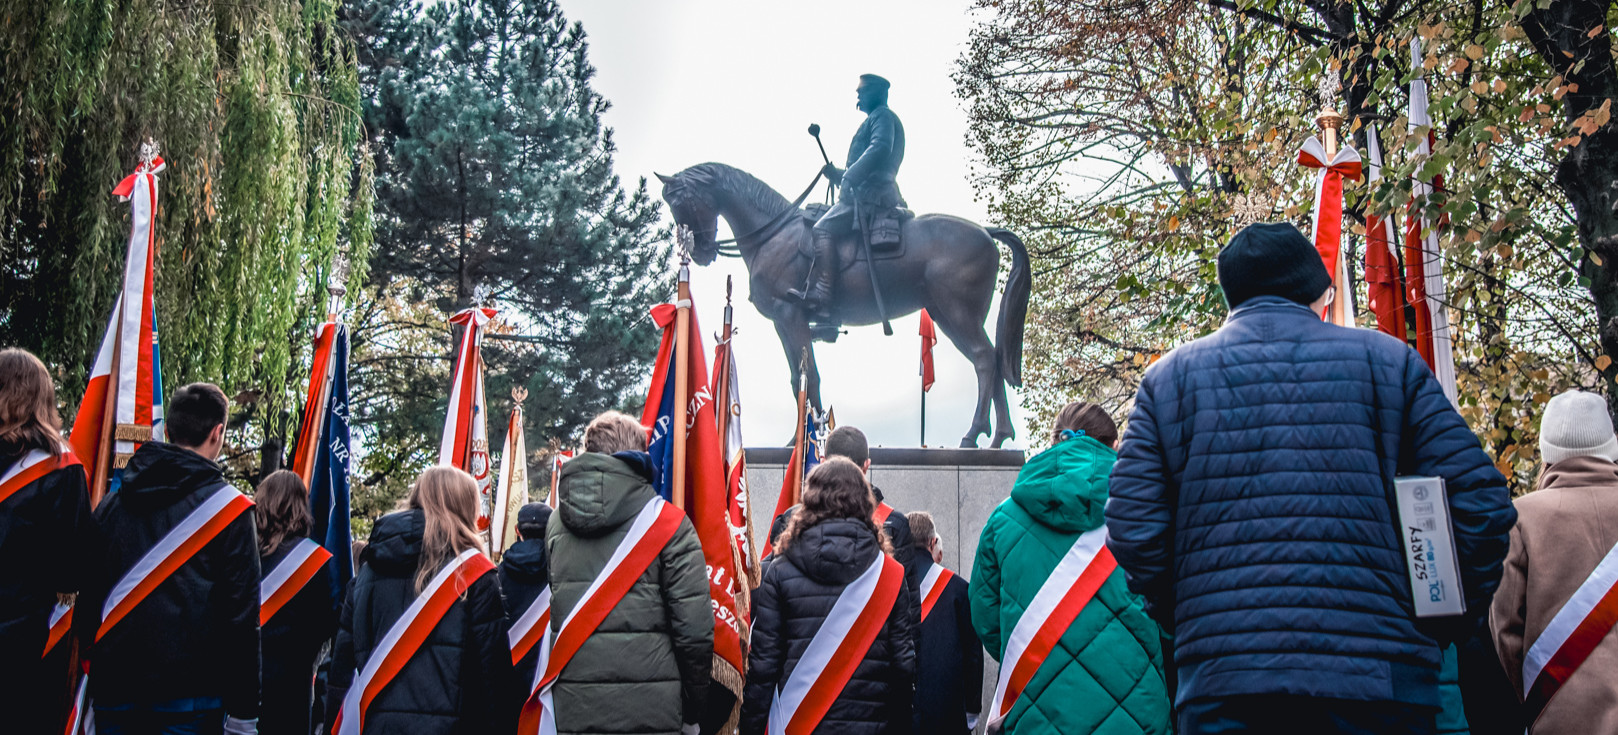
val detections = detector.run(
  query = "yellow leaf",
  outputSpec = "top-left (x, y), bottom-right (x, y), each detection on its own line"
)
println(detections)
top-left (1471, 81), bottom-right (1489, 94)
top-left (1494, 79), bottom-right (1507, 94)
top-left (1466, 44), bottom-right (1485, 59)
top-left (1167, 216), bottom-right (1181, 231)
top-left (1593, 251), bottom-right (1606, 266)
top-left (1598, 355), bottom-right (1613, 371)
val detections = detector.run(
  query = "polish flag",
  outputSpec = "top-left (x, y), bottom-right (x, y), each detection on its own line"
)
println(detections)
top-left (440, 307), bottom-right (498, 529)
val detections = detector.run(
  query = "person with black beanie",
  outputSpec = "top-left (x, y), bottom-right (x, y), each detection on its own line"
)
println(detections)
top-left (500, 502), bottom-right (553, 687)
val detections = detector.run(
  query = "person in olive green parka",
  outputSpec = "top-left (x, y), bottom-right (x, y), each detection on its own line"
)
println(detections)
top-left (970, 402), bottom-right (1171, 735)
top-left (546, 411), bottom-right (713, 735)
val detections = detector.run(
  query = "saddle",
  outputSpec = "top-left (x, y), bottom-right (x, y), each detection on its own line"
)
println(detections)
top-left (799, 203), bottom-right (915, 265)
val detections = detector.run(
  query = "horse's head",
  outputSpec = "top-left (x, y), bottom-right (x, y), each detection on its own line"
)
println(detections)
top-left (657, 170), bottom-right (720, 265)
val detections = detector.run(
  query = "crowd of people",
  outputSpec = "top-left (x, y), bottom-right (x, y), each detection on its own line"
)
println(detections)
top-left (0, 222), bottom-right (1615, 734)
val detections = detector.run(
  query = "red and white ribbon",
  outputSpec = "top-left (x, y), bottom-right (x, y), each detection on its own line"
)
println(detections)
top-left (1297, 135), bottom-right (1363, 326)
top-left (873, 502), bottom-right (894, 527)
top-left (260, 538), bottom-right (333, 625)
top-left (439, 307), bottom-right (497, 528)
top-left (522, 496), bottom-right (684, 735)
top-left (333, 548), bottom-right (495, 735)
top-left (1522, 539), bottom-right (1618, 719)
top-left (44, 601), bottom-right (73, 658)
top-left (919, 565), bottom-right (956, 623)
top-left (65, 674), bottom-right (93, 735)
top-left (0, 449), bottom-right (77, 507)
top-left (986, 526), bottom-right (1117, 729)
top-left (508, 585), bottom-right (552, 667)
top-left (99, 485), bottom-right (253, 641)
top-left (768, 552), bottom-right (905, 735)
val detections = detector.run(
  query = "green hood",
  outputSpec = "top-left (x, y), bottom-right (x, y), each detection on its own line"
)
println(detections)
top-left (1011, 435), bottom-right (1116, 534)
top-left (556, 452), bottom-right (657, 538)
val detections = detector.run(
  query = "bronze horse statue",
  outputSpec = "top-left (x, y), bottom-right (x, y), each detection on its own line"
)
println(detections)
top-left (658, 163), bottom-right (1029, 448)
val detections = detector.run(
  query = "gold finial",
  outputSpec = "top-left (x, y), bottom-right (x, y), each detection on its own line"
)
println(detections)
top-left (1315, 69), bottom-right (1346, 154)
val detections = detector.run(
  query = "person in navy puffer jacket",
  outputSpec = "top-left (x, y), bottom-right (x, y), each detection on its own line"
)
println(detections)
top-left (1106, 222), bottom-right (1516, 734)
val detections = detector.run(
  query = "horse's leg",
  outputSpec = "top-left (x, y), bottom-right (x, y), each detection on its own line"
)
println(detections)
top-left (990, 370), bottom-right (1014, 448)
top-left (928, 301), bottom-right (997, 448)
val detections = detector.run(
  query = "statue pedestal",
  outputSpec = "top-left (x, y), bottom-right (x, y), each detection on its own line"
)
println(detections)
top-left (743, 446), bottom-right (1024, 582)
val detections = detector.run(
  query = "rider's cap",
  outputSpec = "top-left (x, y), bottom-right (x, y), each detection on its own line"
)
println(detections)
top-left (858, 74), bottom-right (891, 91)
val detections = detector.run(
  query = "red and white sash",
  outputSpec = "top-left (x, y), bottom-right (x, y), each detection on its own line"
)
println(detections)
top-left (919, 565), bottom-right (956, 623)
top-left (873, 502), bottom-right (894, 526)
top-left (44, 601), bottom-right (73, 658)
top-left (508, 585), bottom-right (552, 666)
top-left (521, 496), bottom-right (685, 735)
top-left (986, 526), bottom-right (1117, 729)
top-left (0, 449), bottom-right (81, 507)
top-left (260, 538), bottom-right (334, 625)
top-left (1522, 537), bottom-right (1618, 719)
top-left (333, 548), bottom-right (496, 735)
top-left (768, 552), bottom-right (905, 735)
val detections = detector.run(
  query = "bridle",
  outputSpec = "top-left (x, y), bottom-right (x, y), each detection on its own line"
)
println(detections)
top-left (677, 170), bottom-right (824, 259)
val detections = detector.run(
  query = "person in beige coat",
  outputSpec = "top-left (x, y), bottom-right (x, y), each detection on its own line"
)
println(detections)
top-left (1492, 389), bottom-right (1618, 734)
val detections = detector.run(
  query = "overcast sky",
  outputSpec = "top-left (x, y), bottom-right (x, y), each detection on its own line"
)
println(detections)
top-left (555, 0), bottom-right (1024, 450)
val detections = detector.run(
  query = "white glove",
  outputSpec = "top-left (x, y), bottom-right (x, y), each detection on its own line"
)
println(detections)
top-left (223, 716), bottom-right (257, 735)
top-left (966, 713), bottom-right (981, 731)
top-left (680, 724), bottom-right (701, 735)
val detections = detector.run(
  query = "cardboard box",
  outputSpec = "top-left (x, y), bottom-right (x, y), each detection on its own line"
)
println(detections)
top-left (1394, 476), bottom-right (1466, 617)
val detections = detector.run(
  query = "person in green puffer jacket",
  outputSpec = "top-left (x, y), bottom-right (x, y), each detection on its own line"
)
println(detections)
top-left (970, 402), bottom-right (1171, 735)
top-left (546, 412), bottom-right (713, 735)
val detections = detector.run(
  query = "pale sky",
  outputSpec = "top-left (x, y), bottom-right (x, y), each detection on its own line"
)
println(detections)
top-left (557, 0), bottom-right (1026, 449)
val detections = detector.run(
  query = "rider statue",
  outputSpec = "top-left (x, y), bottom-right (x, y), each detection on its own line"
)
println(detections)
top-left (788, 73), bottom-right (907, 319)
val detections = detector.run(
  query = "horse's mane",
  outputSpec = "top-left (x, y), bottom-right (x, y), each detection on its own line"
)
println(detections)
top-left (677, 162), bottom-right (792, 213)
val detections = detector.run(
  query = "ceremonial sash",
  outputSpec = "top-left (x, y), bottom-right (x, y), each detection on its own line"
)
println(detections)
top-left (333, 548), bottom-right (496, 735)
top-left (260, 538), bottom-right (334, 625)
top-left (768, 552), bottom-right (905, 735)
top-left (1522, 538), bottom-right (1618, 720)
top-left (64, 675), bottom-right (92, 735)
top-left (986, 526), bottom-right (1116, 729)
top-left (508, 585), bottom-right (553, 666)
top-left (919, 565), bottom-right (955, 623)
top-left (0, 449), bottom-right (82, 507)
top-left (99, 485), bottom-right (254, 641)
top-left (873, 502), bottom-right (894, 526)
top-left (44, 601), bottom-right (73, 658)
top-left (520, 496), bottom-right (685, 735)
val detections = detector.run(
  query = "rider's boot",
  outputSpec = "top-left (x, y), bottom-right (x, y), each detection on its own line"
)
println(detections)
top-left (788, 231), bottom-right (837, 322)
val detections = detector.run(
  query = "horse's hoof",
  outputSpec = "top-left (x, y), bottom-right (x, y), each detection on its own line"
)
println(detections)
top-left (990, 433), bottom-right (1013, 449)
top-left (959, 437), bottom-right (980, 449)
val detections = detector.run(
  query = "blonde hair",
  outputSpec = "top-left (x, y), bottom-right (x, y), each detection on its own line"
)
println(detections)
top-left (908, 511), bottom-right (937, 549)
top-left (0, 348), bottom-right (63, 456)
top-left (407, 466), bottom-right (486, 593)
top-left (584, 411), bottom-right (646, 454)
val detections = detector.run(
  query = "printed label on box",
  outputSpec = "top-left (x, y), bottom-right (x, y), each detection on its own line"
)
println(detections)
top-left (1395, 476), bottom-right (1465, 617)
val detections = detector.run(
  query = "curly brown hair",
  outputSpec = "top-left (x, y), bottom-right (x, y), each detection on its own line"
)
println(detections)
top-left (775, 457), bottom-right (892, 554)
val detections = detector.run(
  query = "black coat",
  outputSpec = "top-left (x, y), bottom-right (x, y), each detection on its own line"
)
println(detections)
top-left (259, 537), bottom-right (338, 735)
top-left (0, 443), bottom-right (94, 733)
top-left (326, 509), bottom-right (516, 735)
top-left (499, 536), bottom-right (550, 686)
top-left (742, 518), bottom-right (917, 735)
top-left (902, 556), bottom-right (983, 735)
top-left (76, 442), bottom-right (262, 718)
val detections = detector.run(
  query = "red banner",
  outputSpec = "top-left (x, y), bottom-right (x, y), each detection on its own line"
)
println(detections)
top-left (919, 309), bottom-right (937, 392)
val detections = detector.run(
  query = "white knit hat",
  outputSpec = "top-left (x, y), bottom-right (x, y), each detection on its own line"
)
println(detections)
top-left (1540, 390), bottom-right (1618, 466)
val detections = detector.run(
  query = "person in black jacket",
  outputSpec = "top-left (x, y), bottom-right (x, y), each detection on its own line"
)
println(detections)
top-left (500, 502), bottom-right (551, 687)
top-left (902, 511), bottom-right (983, 735)
top-left (0, 348), bottom-right (96, 734)
top-left (742, 457), bottom-right (917, 735)
top-left (254, 470), bottom-right (336, 735)
top-left (326, 466), bottom-right (516, 734)
top-left (77, 383), bottom-right (261, 735)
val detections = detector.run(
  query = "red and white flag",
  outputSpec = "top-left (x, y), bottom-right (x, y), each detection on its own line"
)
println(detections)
top-left (439, 307), bottom-right (497, 529)
top-left (768, 553), bottom-right (905, 735)
top-left (292, 322), bottom-right (340, 483)
top-left (919, 564), bottom-right (956, 623)
top-left (1405, 37), bottom-right (1459, 405)
top-left (521, 496), bottom-right (685, 734)
top-left (986, 526), bottom-right (1117, 729)
top-left (334, 548), bottom-right (495, 735)
top-left (1521, 539), bottom-right (1618, 720)
top-left (1297, 135), bottom-right (1363, 326)
top-left (713, 329), bottom-right (757, 585)
top-left (1363, 125), bottom-right (1409, 340)
top-left (71, 151), bottom-right (166, 504)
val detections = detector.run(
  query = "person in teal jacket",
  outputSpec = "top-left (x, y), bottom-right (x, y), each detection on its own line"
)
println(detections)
top-left (970, 402), bottom-right (1171, 734)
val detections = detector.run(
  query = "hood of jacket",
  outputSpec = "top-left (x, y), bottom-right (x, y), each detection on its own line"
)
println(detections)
top-left (365, 508), bottom-right (425, 577)
top-left (1011, 434), bottom-right (1115, 534)
top-left (557, 451), bottom-right (658, 538)
top-left (501, 537), bottom-right (548, 582)
top-left (784, 517), bottom-right (882, 586)
top-left (1539, 454), bottom-right (1618, 491)
top-left (117, 441), bottom-right (227, 510)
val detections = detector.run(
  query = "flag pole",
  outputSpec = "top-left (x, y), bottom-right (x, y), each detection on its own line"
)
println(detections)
top-left (715, 276), bottom-right (734, 449)
top-left (671, 228), bottom-right (694, 510)
top-left (920, 383), bottom-right (926, 448)
top-left (89, 301), bottom-right (124, 506)
top-left (791, 348), bottom-right (809, 506)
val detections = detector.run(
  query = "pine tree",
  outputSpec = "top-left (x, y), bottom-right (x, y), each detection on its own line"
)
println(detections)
top-left (345, 0), bottom-right (669, 497)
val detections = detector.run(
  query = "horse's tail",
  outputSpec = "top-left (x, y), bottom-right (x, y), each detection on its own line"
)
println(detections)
top-left (988, 227), bottom-right (1030, 388)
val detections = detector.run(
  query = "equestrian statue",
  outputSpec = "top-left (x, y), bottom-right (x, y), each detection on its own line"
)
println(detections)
top-left (658, 74), bottom-right (1030, 448)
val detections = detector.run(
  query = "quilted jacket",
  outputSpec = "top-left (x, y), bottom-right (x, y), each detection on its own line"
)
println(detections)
top-left (742, 518), bottom-right (917, 735)
top-left (1106, 296), bottom-right (1517, 709)
top-left (970, 435), bottom-right (1171, 734)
